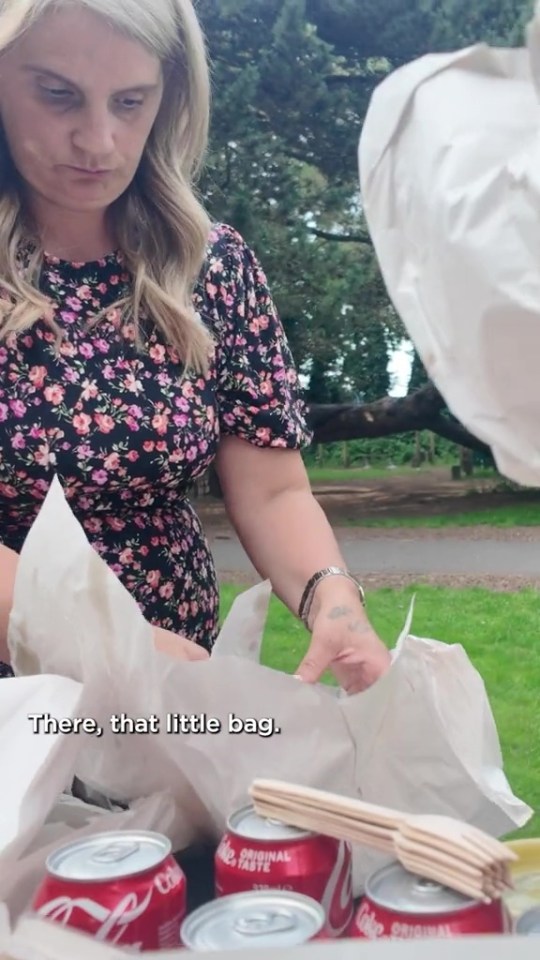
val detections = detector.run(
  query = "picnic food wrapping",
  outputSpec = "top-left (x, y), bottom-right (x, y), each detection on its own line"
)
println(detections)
top-left (0, 675), bottom-right (85, 863)
top-left (359, 3), bottom-right (540, 486)
top-left (0, 916), bottom-right (537, 960)
top-left (0, 477), bottom-right (531, 928)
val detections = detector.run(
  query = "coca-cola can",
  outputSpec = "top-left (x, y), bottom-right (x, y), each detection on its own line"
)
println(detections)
top-left (516, 907), bottom-right (540, 935)
top-left (31, 830), bottom-right (186, 951)
top-left (349, 862), bottom-right (510, 939)
top-left (181, 889), bottom-right (327, 950)
top-left (214, 804), bottom-right (353, 937)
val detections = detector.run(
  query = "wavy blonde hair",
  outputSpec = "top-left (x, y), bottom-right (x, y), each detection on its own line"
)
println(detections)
top-left (0, 0), bottom-right (214, 371)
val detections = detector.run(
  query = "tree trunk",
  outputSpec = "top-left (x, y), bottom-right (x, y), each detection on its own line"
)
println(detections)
top-left (193, 473), bottom-right (211, 497)
top-left (411, 431), bottom-right (422, 468)
top-left (460, 446), bottom-right (474, 477)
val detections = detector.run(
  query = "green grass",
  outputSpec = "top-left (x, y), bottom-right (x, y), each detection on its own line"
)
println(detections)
top-left (306, 465), bottom-right (451, 483)
top-left (342, 503), bottom-right (540, 528)
top-left (220, 584), bottom-right (540, 840)
top-left (305, 465), bottom-right (502, 484)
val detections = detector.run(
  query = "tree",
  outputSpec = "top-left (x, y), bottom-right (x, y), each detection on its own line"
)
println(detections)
top-left (197, 0), bottom-right (395, 400)
top-left (307, 0), bottom-right (534, 63)
top-left (196, 0), bottom-right (533, 454)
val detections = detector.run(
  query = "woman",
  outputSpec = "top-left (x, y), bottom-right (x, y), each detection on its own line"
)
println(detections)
top-left (0, 0), bottom-right (390, 693)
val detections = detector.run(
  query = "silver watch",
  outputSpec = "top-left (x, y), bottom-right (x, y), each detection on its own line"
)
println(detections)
top-left (298, 566), bottom-right (365, 629)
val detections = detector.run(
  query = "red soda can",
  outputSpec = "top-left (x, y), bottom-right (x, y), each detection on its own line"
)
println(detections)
top-left (31, 830), bottom-right (186, 951)
top-left (349, 862), bottom-right (510, 939)
top-left (181, 890), bottom-right (327, 950)
top-left (214, 804), bottom-right (353, 937)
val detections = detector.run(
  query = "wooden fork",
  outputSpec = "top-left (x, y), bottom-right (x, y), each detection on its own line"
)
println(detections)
top-left (249, 778), bottom-right (515, 900)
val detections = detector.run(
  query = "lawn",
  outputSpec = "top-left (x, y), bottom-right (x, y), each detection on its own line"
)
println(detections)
top-left (306, 465), bottom-right (450, 484)
top-left (344, 503), bottom-right (540, 528)
top-left (220, 584), bottom-right (540, 840)
top-left (304, 465), bottom-right (540, 526)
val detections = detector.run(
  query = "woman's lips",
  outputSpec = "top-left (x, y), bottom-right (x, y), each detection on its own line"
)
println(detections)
top-left (64, 165), bottom-right (112, 177)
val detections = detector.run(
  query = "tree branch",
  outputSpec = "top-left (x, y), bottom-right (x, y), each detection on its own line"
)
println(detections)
top-left (198, 385), bottom-right (491, 500)
top-left (305, 226), bottom-right (372, 244)
top-left (307, 383), bottom-right (490, 455)
top-left (323, 74), bottom-right (384, 88)
top-left (308, 383), bottom-right (442, 442)
top-left (425, 413), bottom-right (491, 456)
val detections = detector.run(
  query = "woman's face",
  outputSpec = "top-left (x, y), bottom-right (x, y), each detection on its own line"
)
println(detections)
top-left (0, 6), bottom-right (164, 215)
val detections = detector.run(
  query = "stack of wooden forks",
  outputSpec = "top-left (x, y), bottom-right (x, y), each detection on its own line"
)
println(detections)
top-left (250, 779), bottom-right (516, 903)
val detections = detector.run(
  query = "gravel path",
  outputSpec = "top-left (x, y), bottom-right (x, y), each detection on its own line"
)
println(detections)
top-left (208, 527), bottom-right (540, 591)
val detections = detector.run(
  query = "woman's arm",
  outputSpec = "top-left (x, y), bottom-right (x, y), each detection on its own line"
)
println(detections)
top-left (215, 437), bottom-right (391, 692)
top-left (0, 544), bottom-right (18, 663)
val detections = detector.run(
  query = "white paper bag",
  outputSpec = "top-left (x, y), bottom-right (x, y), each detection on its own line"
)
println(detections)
top-left (359, 7), bottom-right (540, 486)
top-left (0, 676), bottom-right (86, 863)
top-left (0, 915), bottom-right (128, 960)
top-left (6, 479), bottom-right (359, 830)
top-left (341, 604), bottom-right (530, 880)
top-left (2, 478), bottom-right (531, 914)
top-left (1, 920), bottom-right (539, 960)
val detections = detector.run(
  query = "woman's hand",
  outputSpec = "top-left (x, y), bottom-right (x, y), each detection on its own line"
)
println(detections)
top-left (153, 626), bottom-right (210, 662)
top-left (295, 579), bottom-right (391, 694)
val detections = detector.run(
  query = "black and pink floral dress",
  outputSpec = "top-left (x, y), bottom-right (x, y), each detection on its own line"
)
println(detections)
top-left (0, 223), bottom-right (311, 676)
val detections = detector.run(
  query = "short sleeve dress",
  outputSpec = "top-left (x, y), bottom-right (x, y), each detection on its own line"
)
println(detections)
top-left (0, 223), bottom-right (312, 675)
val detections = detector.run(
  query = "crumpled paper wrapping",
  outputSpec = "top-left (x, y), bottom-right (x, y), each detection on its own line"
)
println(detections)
top-left (0, 917), bottom-right (534, 960)
top-left (0, 477), bottom-right (531, 924)
top-left (0, 914), bottom-right (128, 960)
top-left (359, 3), bottom-right (540, 486)
top-left (0, 675), bottom-right (85, 864)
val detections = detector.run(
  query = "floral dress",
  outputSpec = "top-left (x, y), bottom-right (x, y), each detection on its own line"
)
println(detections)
top-left (0, 223), bottom-right (311, 676)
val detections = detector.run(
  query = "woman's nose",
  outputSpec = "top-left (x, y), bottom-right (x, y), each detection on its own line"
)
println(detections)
top-left (71, 105), bottom-right (115, 160)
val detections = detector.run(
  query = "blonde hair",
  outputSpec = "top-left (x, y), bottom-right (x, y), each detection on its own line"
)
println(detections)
top-left (0, 0), bottom-right (214, 371)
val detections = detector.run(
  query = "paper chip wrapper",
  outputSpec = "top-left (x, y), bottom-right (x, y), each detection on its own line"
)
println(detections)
top-left (360, 5), bottom-right (540, 485)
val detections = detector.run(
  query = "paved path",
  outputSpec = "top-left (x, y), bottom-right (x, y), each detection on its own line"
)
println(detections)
top-left (207, 529), bottom-right (540, 580)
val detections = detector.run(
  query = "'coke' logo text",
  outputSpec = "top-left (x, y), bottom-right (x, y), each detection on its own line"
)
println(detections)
top-left (355, 903), bottom-right (385, 939)
top-left (37, 889), bottom-right (153, 946)
top-left (154, 863), bottom-right (184, 896)
top-left (321, 840), bottom-right (353, 937)
top-left (216, 838), bottom-right (237, 868)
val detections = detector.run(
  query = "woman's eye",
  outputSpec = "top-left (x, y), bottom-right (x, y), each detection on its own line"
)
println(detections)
top-left (116, 97), bottom-right (144, 111)
top-left (40, 86), bottom-right (73, 101)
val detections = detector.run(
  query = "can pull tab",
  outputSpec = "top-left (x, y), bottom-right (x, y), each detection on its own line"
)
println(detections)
top-left (415, 878), bottom-right (443, 894)
top-left (233, 909), bottom-right (296, 937)
top-left (91, 841), bottom-right (140, 864)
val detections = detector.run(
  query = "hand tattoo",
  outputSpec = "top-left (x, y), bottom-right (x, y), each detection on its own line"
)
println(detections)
top-left (327, 605), bottom-right (354, 620)
top-left (326, 607), bottom-right (369, 635)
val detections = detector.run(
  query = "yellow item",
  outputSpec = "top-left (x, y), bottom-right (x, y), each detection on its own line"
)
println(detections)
top-left (504, 839), bottom-right (540, 919)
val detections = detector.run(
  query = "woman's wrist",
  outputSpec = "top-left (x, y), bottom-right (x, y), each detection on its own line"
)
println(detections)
top-left (299, 569), bottom-right (366, 631)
